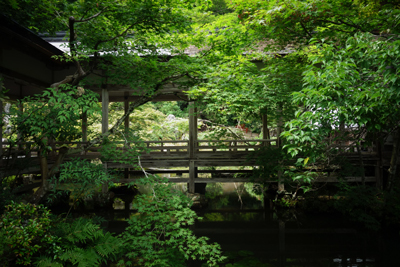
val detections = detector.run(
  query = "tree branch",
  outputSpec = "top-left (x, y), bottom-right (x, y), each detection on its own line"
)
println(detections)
top-left (75, 7), bottom-right (109, 23)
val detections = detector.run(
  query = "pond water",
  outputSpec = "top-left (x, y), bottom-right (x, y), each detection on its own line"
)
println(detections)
top-left (102, 182), bottom-right (400, 267)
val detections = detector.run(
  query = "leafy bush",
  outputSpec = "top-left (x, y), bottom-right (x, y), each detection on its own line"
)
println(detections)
top-left (0, 202), bottom-right (58, 266)
top-left (334, 184), bottom-right (400, 230)
top-left (118, 175), bottom-right (226, 266)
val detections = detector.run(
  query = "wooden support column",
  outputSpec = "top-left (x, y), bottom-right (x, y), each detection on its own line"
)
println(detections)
top-left (277, 103), bottom-right (284, 192)
top-left (102, 88), bottom-right (109, 135)
top-left (101, 88), bottom-right (109, 193)
top-left (189, 160), bottom-right (195, 193)
top-left (124, 93), bottom-right (130, 179)
top-left (188, 102), bottom-right (198, 193)
top-left (262, 108), bottom-right (270, 146)
top-left (82, 111), bottom-right (87, 143)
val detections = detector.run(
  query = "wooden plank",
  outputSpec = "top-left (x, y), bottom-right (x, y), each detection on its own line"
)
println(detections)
top-left (82, 111), bottom-right (87, 143)
top-left (189, 160), bottom-right (195, 193)
top-left (188, 101), bottom-right (197, 159)
top-left (101, 88), bottom-right (109, 134)
top-left (262, 110), bottom-right (270, 144)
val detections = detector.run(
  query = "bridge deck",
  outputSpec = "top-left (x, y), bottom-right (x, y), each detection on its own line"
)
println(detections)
top-left (1, 138), bottom-right (381, 193)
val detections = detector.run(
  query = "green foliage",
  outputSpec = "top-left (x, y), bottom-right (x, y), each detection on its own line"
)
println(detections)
top-left (152, 101), bottom-right (188, 118)
top-left (334, 184), bottom-right (400, 230)
top-left (0, 0), bottom-right (67, 33)
top-left (231, 0), bottom-right (400, 49)
top-left (118, 175), bottom-right (226, 266)
top-left (49, 158), bottom-right (114, 211)
top-left (36, 217), bottom-right (122, 267)
top-left (207, 0), bottom-right (234, 15)
top-left (7, 85), bottom-right (100, 154)
top-left (283, 32), bottom-right (400, 165)
top-left (0, 202), bottom-right (58, 266)
top-left (99, 133), bottom-right (147, 166)
top-left (249, 146), bottom-right (286, 183)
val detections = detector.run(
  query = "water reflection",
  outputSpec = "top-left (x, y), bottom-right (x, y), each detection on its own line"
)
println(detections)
top-left (104, 182), bottom-right (400, 266)
top-left (192, 182), bottom-right (399, 267)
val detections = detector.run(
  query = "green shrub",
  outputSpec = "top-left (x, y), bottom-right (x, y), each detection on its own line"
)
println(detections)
top-left (0, 202), bottom-right (58, 266)
top-left (118, 175), bottom-right (226, 266)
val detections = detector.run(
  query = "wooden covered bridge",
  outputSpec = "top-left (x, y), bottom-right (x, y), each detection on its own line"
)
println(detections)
top-left (0, 14), bottom-right (385, 194)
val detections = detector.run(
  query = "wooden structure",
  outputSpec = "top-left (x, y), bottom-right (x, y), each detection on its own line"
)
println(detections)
top-left (0, 14), bottom-right (387, 194)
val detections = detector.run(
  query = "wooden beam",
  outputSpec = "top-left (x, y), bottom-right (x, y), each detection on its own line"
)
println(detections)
top-left (82, 111), bottom-right (87, 142)
top-left (189, 160), bottom-right (195, 193)
top-left (188, 101), bottom-right (197, 193)
top-left (277, 103), bottom-right (284, 192)
top-left (101, 87), bottom-right (109, 193)
top-left (188, 101), bottom-right (197, 158)
top-left (101, 88), bottom-right (109, 134)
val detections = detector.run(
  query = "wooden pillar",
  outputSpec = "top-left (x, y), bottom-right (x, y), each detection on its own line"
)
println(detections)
top-left (124, 93), bottom-right (130, 179)
top-left (82, 111), bottom-right (87, 143)
top-left (189, 160), bottom-right (195, 193)
top-left (188, 101), bottom-right (198, 193)
top-left (277, 103), bottom-right (284, 192)
top-left (102, 88), bottom-right (109, 135)
top-left (262, 108), bottom-right (270, 146)
top-left (101, 88), bottom-right (109, 193)
top-left (188, 101), bottom-right (197, 158)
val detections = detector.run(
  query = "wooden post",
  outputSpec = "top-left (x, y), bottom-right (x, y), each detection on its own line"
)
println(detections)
top-left (262, 108), bottom-right (270, 146)
top-left (189, 160), bottom-right (195, 193)
top-left (277, 103), bottom-right (284, 192)
top-left (188, 101), bottom-right (197, 158)
top-left (188, 102), bottom-right (197, 193)
top-left (82, 111), bottom-right (87, 143)
top-left (124, 93), bottom-right (130, 179)
top-left (101, 88), bottom-right (109, 134)
top-left (101, 88), bottom-right (109, 193)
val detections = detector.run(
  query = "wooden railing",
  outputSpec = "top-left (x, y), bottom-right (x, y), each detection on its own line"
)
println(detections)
top-left (1, 138), bottom-right (377, 160)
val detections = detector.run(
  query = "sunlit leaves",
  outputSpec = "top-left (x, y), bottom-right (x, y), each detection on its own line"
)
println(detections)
top-left (8, 85), bottom-right (100, 153)
top-left (118, 175), bottom-right (226, 266)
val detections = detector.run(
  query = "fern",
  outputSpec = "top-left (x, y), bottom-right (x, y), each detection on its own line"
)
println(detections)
top-left (35, 218), bottom-right (122, 267)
